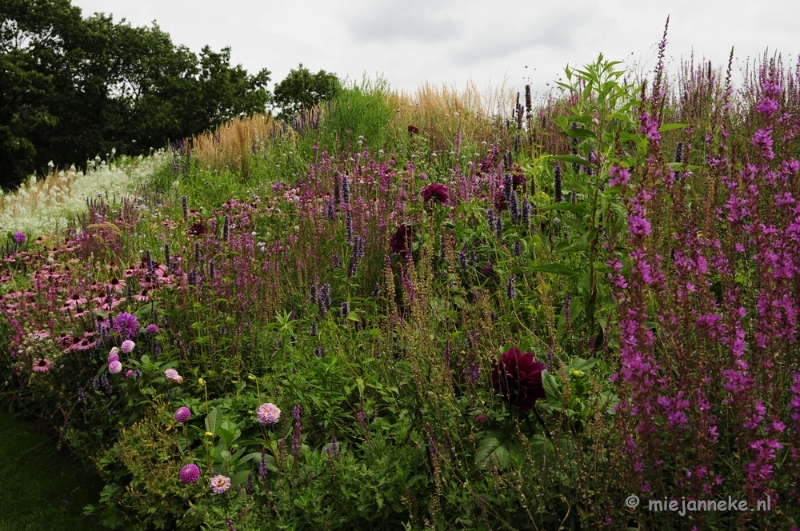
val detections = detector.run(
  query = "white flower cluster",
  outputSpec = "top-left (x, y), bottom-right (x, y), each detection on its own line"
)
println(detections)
top-left (0, 151), bottom-right (169, 239)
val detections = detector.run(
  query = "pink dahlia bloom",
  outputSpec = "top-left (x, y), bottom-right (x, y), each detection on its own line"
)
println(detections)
top-left (164, 368), bottom-right (183, 383)
top-left (210, 474), bottom-right (231, 493)
top-left (109, 360), bottom-right (123, 374)
top-left (121, 340), bottom-right (135, 354)
top-left (174, 407), bottom-right (191, 423)
top-left (108, 352), bottom-right (120, 363)
top-left (257, 403), bottom-right (281, 427)
top-left (180, 463), bottom-right (200, 484)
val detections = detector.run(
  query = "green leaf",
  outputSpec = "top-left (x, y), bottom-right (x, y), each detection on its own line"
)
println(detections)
top-left (205, 407), bottom-right (223, 436)
top-left (658, 123), bottom-right (687, 132)
top-left (528, 264), bottom-right (580, 277)
top-left (476, 430), bottom-right (514, 468)
top-left (542, 371), bottom-right (561, 402)
top-left (230, 470), bottom-right (251, 488)
top-left (548, 154), bottom-right (591, 167)
top-left (539, 202), bottom-right (591, 214)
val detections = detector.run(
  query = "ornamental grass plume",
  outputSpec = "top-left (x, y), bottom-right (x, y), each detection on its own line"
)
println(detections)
top-left (210, 475), bottom-right (231, 493)
top-left (490, 347), bottom-right (546, 413)
top-left (179, 463), bottom-right (200, 484)
top-left (257, 403), bottom-right (281, 426)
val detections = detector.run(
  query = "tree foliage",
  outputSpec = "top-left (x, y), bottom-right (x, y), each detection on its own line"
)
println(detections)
top-left (273, 63), bottom-right (341, 122)
top-left (0, 0), bottom-right (271, 190)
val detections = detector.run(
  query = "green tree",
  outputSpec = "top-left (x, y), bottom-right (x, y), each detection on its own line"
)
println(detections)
top-left (0, 0), bottom-right (272, 190)
top-left (273, 63), bottom-right (340, 122)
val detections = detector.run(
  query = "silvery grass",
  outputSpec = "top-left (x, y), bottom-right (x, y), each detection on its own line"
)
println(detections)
top-left (0, 151), bottom-right (169, 240)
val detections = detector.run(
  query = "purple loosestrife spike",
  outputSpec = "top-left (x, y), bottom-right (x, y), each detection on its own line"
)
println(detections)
top-left (164, 243), bottom-right (170, 269)
top-left (341, 174), bottom-right (350, 204)
top-left (310, 284), bottom-right (318, 303)
top-left (506, 274), bottom-right (517, 300)
top-left (334, 171), bottom-right (340, 205)
top-left (495, 214), bottom-right (503, 240)
top-left (458, 248), bottom-right (468, 272)
top-left (146, 250), bottom-right (154, 275)
top-left (259, 448), bottom-right (268, 481)
top-left (326, 197), bottom-right (335, 220)
top-left (345, 209), bottom-right (353, 246)
top-left (525, 84), bottom-right (532, 121)
top-left (487, 208), bottom-right (496, 232)
top-left (509, 190), bottom-right (519, 223)
top-left (571, 190), bottom-right (576, 204)
top-left (514, 240), bottom-right (521, 257)
top-left (356, 236), bottom-right (364, 259)
top-left (181, 196), bottom-right (188, 220)
top-left (372, 282), bottom-right (381, 298)
top-left (504, 173), bottom-right (513, 202)
top-left (310, 322), bottom-right (317, 336)
top-left (333, 253), bottom-right (340, 268)
top-left (340, 301), bottom-right (349, 318)
top-left (195, 243), bottom-right (201, 263)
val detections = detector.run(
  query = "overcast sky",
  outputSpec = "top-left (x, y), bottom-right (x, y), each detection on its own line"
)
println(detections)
top-left (70, 0), bottom-right (799, 111)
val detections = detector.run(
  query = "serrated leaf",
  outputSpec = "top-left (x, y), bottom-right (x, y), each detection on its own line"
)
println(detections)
top-left (476, 430), bottom-right (513, 468)
top-left (542, 371), bottom-right (561, 402)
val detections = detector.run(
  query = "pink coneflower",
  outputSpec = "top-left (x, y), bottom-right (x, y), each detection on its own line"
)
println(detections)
top-left (68, 337), bottom-right (97, 352)
top-left (210, 475), bottom-right (231, 493)
top-left (32, 358), bottom-right (52, 373)
top-left (180, 463), bottom-right (200, 484)
top-left (106, 277), bottom-right (126, 293)
top-left (133, 289), bottom-right (150, 303)
top-left (32, 330), bottom-right (51, 340)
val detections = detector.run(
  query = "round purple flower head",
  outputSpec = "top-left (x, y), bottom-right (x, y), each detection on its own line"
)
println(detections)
top-left (145, 324), bottom-right (159, 334)
top-left (180, 463), bottom-right (200, 484)
top-left (210, 474), bottom-right (231, 493)
top-left (113, 312), bottom-right (140, 340)
top-left (121, 340), bottom-right (135, 354)
top-left (174, 406), bottom-right (191, 423)
top-left (13, 231), bottom-right (26, 245)
top-left (108, 352), bottom-right (120, 363)
top-left (257, 403), bottom-right (281, 427)
top-left (108, 360), bottom-right (123, 374)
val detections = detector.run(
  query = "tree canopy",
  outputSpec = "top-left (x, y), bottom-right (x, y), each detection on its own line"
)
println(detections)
top-left (0, 0), bottom-right (272, 190)
top-left (273, 63), bottom-right (341, 122)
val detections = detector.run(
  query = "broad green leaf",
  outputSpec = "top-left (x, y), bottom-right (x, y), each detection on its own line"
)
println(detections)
top-left (476, 430), bottom-right (514, 468)
top-left (205, 407), bottom-right (223, 436)
top-left (548, 154), bottom-right (591, 167)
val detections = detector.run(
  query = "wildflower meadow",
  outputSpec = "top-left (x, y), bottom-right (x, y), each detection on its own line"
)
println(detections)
top-left (2, 23), bottom-right (800, 530)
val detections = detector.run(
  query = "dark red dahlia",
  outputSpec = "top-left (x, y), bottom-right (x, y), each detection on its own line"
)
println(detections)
top-left (494, 191), bottom-right (508, 211)
top-left (490, 347), bottom-right (546, 412)
top-left (188, 221), bottom-right (207, 236)
top-left (390, 224), bottom-right (414, 258)
top-left (407, 125), bottom-right (419, 135)
top-left (421, 183), bottom-right (449, 205)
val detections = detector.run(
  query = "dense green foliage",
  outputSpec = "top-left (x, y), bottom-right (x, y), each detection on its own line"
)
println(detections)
top-left (0, 0), bottom-right (272, 190)
top-left (1, 19), bottom-right (800, 530)
top-left (273, 63), bottom-right (341, 122)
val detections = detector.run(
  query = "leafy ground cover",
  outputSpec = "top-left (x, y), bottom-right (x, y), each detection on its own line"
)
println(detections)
top-left (1, 25), bottom-right (800, 530)
top-left (0, 410), bottom-right (104, 530)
